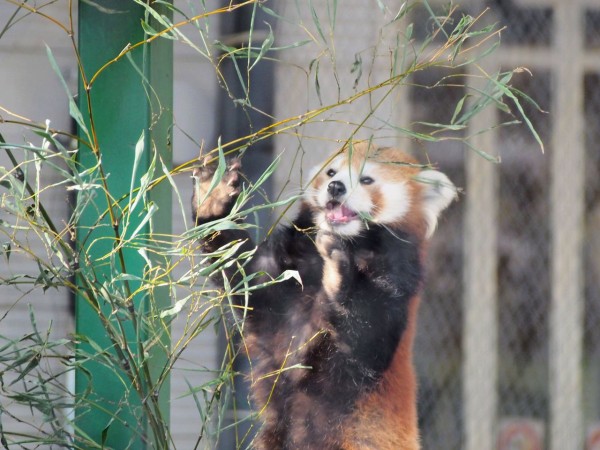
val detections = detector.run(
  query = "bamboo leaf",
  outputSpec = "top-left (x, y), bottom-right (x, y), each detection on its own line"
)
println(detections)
top-left (2, 242), bottom-right (10, 262)
top-left (250, 23), bottom-right (274, 70)
top-left (128, 202), bottom-right (158, 241)
top-left (414, 121), bottom-right (467, 131)
top-left (128, 131), bottom-right (146, 215)
top-left (451, 94), bottom-right (469, 124)
top-left (391, 2), bottom-right (412, 22)
top-left (487, 72), bottom-right (545, 152)
top-left (45, 45), bottom-right (90, 139)
top-left (199, 141), bottom-right (227, 207)
top-left (309, 0), bottom-right (328, 44)
top-left (464, 140), bottom-right (501, 163)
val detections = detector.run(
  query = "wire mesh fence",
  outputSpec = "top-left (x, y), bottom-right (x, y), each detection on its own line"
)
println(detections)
top-left (410, 2), bottom-right (600, 448)
top-left (0, 0), bottom-right (598, 448)
top-left (271, 1), bottom-right (600, 449)
top-left (495, 68), bottom-right (552, 447)
top-left (584, 71), bottom-right (600, 443)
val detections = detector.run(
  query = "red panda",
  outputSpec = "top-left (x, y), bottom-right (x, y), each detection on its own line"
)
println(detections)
top-left (192, 141), bottom-right (457, 450)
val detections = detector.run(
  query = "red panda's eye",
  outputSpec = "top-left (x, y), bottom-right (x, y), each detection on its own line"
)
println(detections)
top-left (360, 176), bottom-right (374, 185)
top-left (326, 169), bottom-right (336, 177)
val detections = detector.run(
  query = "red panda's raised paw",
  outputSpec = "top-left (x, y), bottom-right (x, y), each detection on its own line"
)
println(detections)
top-left (192, 157), bottom-right (242, 226)
top-left (316, 230), bottom-right (349, 262)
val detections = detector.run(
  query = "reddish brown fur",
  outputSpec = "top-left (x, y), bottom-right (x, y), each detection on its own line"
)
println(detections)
top-left (342, 294), bottom-right (421, 450)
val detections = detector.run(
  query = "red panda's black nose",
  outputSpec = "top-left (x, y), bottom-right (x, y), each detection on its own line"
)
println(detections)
top-left (327, 180), bottom-right (346, 198)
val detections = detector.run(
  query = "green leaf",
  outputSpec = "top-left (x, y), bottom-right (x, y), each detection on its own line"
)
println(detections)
top-left (309, 0), bottom-right (328, 44)
top-left (250, 23), bottom-right (274, 70)
top-left (129, 202), bottom-right (157, 241)
top-left (160, 294), bottom-right (193, 318)
top-left (330, 0), bottom-right (338, 31)
top-left (391, 2), bottom-right (413, 22)
top-left (2, 242), bottom-right (10, 262)
top-left (351, 53), bottom-right (363, 89)
top-left (128, 131), bottom-right (146, 213)
top-left (199, 141), bottom-right (227, 208)
top-left (46, 45), bottom-right (90, 140)
top-left (510, 85), bottom-right (545, 115)
top-left (161, 157), bottom-right (188, 231)
top-left (140, 19), bottom-right (159, 36)
top-left (101, 424), bottom-right (109, 446)
top-left (451, 94), bottom-right (469, 124)
top-left (268, 40), bottom-right (312, 52)
top-left (242, 269), bottom-right (303, 292)
top-left (240, 194), bottom-right (300, 217)
top-left (385, 124), bottom-right (440, 142)
top-left (464, 140), bottom-right (501, 163)
top-left (9, 352), bottom-right (41, 386)
top-left (414, 121), bottom-right (466, 131)
top-left (132, 0), bottom-right (173, 34)
top-left (311, 58), bottom-right (323, 105)
top-left (487, 72), bottom-right (545, 152)
top-left (248, 153), bottom-right (280, 194)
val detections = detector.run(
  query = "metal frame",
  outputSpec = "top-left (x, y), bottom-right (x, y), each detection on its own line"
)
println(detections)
top-left (75, 1), bottom-right (172, 447)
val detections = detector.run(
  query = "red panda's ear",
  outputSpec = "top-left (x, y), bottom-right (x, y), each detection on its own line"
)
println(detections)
top-left (417, 169), bottom-right (458, 238)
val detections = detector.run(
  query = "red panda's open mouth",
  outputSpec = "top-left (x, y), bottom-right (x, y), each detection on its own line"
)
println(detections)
top-left (325, 201), bottom-right (359, 224)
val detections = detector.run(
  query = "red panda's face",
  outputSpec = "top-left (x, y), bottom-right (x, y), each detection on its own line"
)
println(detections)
top-left (305, 143), bottom-right (457, 238)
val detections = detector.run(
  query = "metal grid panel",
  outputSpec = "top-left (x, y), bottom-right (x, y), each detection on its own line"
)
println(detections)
top-left (417, 195), bottom-right (465, 450)
top-left (492, 0), bottom-right (553, 46)
top-left (496, 70), bottom-right (552, 426)
top-left (584, 72), bottom-right (600, 435)
top-left (585, 9), bottom-right (600, 49)
top-left (409, 67), bottom-right (466, 450)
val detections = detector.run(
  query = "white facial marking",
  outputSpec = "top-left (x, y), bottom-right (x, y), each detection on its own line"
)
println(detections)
top-left (305, 148), bottom-right (457, 239)
top-left (372, 179), bottom-right (411, 225)
top-left (307, 160), bottom-right (413, 237)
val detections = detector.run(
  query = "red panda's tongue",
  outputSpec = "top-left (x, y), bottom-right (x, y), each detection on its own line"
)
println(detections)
top-left (326, 203), bottom-right (357, 223)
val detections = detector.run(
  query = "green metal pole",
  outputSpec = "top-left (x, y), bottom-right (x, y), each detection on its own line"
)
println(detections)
top-left (76, 1), bottom-right (172, 448)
